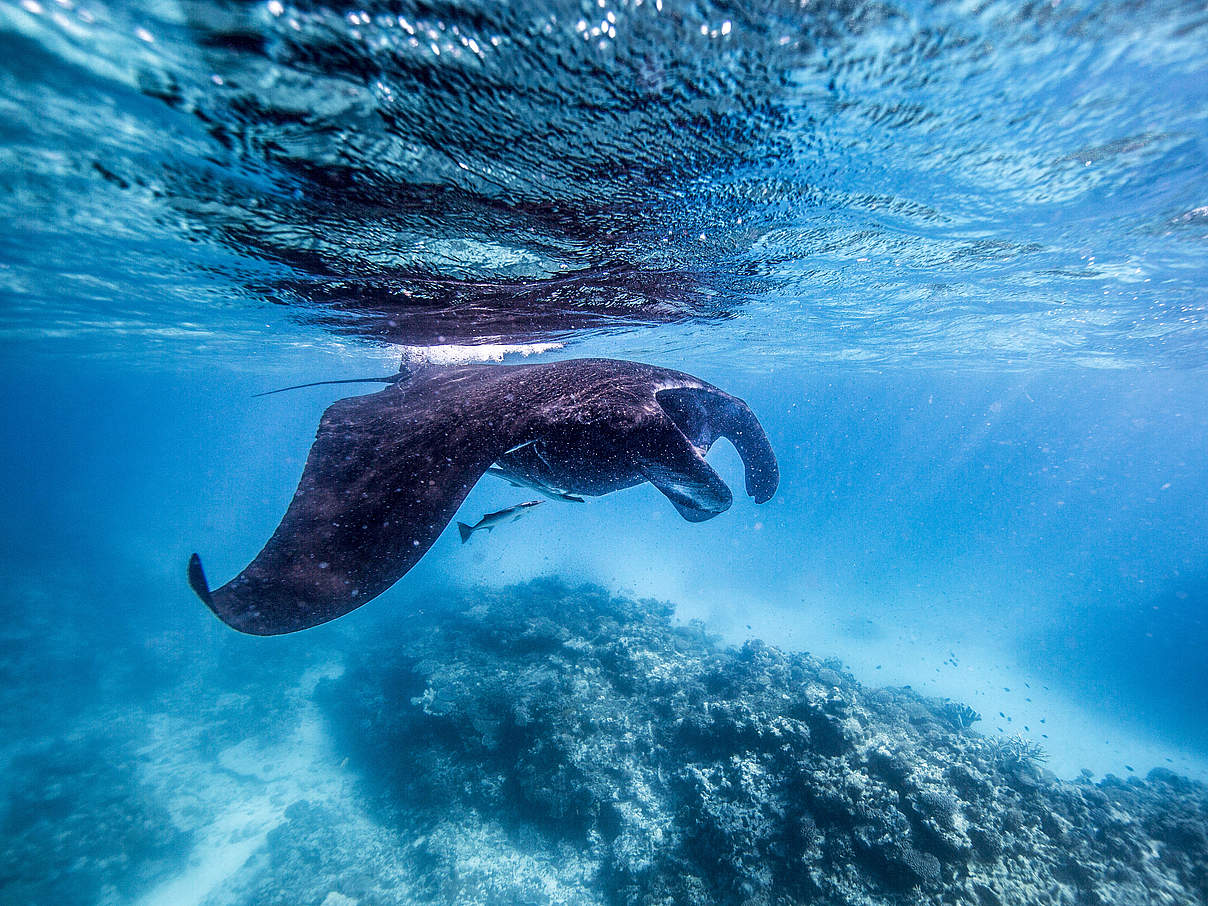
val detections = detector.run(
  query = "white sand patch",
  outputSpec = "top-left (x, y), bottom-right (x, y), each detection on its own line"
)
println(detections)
top-left (133, 662), bottom-right (355, 906)
top-left (133, 799), bottom-right (275, 906)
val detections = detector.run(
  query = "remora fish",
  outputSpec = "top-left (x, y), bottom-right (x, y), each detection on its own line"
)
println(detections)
top-left (486, 465), bottom-right (585, 503)
top-left (457, 500), bottom-right (543, 543)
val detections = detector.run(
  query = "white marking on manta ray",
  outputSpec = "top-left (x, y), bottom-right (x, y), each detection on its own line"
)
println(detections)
top-left (485, 466), bottom-right (583, 502)
top-left (503, 440), bottom-right (535, 456)
top-left (654, 379), bottom-right (705, 394)
top-left (395, 342), bottom-right (563, 366)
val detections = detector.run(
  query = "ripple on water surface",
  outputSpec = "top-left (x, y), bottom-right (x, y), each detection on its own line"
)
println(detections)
top-left (0, 0), bottom-right (1206, 365)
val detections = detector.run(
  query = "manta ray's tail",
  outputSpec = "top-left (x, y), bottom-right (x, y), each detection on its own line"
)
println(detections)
top-left (252, 370), bottom-right (409, 398)
top-left (252, 376), bottom-right (397, 398)
top-left (457, 522), bottom-right (474, 543)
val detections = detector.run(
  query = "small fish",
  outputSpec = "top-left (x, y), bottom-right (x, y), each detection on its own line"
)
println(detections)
top-left (457, 500), bottom-right (543, 543)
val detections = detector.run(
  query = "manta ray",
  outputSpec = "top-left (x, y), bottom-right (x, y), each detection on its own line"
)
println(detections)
top-left (188, 358), bottom-right (778, 635)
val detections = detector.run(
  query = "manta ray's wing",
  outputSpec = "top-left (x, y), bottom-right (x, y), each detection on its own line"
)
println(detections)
top-left (655, 386), bottom-right (780, 504)
top-left (189, 385), bottom-right (513, 635)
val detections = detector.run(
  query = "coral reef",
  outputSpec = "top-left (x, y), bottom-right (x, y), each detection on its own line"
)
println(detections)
top-left (310, 579), bottom-right (1208, 906)
top-left (3, 579), bottom-right (1205, 905)
top-left (940, 700), bottom-right (982, 731)
top-left (0, 738), bottom-right (191, 905)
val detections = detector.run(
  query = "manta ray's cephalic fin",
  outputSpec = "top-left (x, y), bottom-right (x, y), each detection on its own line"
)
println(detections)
top-left (654, 386), bottom-right (779, 504)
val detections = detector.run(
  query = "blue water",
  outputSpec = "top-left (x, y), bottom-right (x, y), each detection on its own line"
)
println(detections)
top-left (2, 0), bottom-right (1207, 901)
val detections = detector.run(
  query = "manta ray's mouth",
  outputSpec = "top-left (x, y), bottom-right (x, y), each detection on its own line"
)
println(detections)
top-left (636, 455), bottom-right (733, 522)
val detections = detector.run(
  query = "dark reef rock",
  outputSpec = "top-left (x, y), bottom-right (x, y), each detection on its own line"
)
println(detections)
top-left (0, 738), bottom-right (191, 905)
top-left (313, 579), bottom-right (1208, 906)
